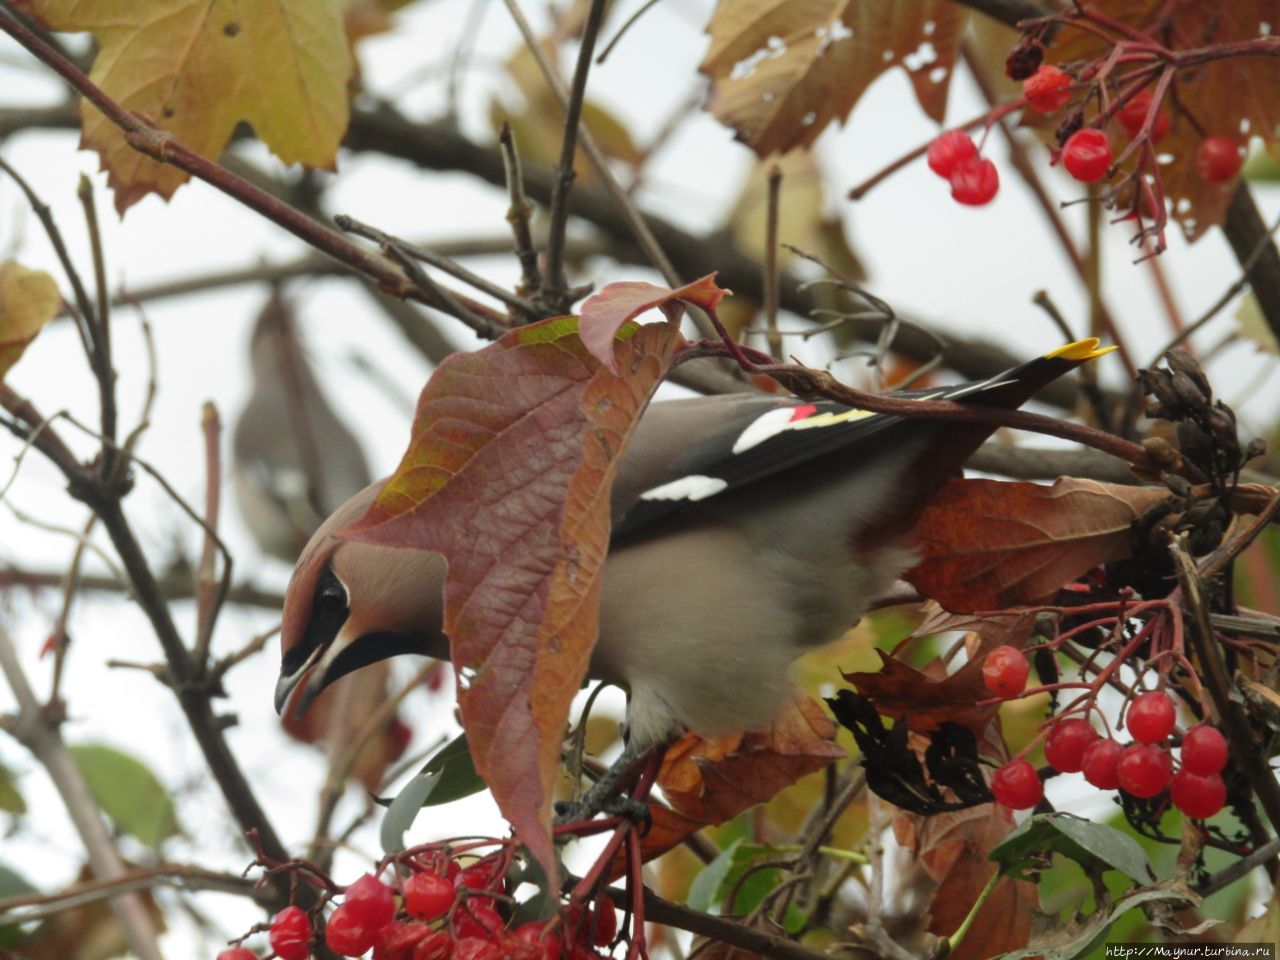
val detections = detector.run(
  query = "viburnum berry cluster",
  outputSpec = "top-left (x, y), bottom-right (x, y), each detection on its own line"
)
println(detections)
top-left (989, 687), bottom-right (1229, 820)
top-left (925, 129), bottom-right (999, 206)
top-left (908, 12), bottom-right (1259, 256)
top-left (222, 849), bottom-right (624, 960)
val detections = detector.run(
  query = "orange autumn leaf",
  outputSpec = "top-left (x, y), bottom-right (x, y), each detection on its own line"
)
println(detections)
top-left (620, 697), bottom-right (844, 869)
top-left (905, 477), bottom-right (1170, 613)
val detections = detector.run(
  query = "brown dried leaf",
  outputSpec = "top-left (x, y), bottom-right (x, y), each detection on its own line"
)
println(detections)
top-left (898, 803), bottom-right (1036, 960)
top-left (844, 616), bottom-right (1036, 734)
top-left (700, 0), bottom-right (965, 155)
top-left (905, 477), bottom-right (1170, 613)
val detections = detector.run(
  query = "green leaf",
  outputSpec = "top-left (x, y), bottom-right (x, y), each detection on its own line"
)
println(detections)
top-left (992, 812), bottom-right (1154, 885)
top-left (67, 743), bottom-right (177, 850)
top-left (0, 761), bottom-right (25, 815)
top-left (685, 840), bottom-right (791, 915)
top-left (688, 839), bottom-right (742, 913)
top-left (0, 863), bottom-right (38, 947)
top-left (380, 733), bottom-right (485, 853)
top-left (999, 885), bottom-right (1200, 960)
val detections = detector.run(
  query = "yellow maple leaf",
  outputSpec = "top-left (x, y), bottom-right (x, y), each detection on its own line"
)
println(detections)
top-left (15, 0), bottom-right (353, 213)
top-left (0, 261), bottom-right (60, 382)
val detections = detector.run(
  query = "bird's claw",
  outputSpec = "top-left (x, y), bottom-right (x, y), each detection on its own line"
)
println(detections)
top-left (554, 795), bottom-right (652, 832)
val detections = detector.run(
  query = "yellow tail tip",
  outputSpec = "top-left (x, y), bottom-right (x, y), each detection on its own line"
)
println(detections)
top-left (1045, 338), bottom-right (1117, 362)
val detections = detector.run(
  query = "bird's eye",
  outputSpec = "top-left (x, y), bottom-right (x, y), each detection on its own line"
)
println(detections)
top-left (317, 585), bottom-right (345, 615)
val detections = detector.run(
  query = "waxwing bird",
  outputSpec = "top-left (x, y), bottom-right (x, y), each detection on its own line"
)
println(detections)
top-left (232, 292), bottom-right (372, 562)
top-left (275, 340), bottom-right (1113, 755)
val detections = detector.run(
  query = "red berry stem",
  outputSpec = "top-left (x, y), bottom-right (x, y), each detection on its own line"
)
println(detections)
top-left (846, 101), bottom-right (1023, 201)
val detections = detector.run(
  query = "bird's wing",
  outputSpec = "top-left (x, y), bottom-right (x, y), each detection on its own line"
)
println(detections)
top-left (610, 340), bottom-right (1108, 538)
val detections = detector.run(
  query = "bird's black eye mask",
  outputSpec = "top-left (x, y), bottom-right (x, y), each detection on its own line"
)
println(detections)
top-left (280, 564), bottom-right (349, 677)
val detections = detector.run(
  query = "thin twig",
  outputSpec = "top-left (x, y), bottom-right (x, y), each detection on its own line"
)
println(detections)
top-left (960, 39), bottom-right (1138, 381)
top-left (47, 512), bottom-right (98, 707)
top-left (1170, 532), bottom-right (1280, 838)
top-left (0, 8), bottom-right (510, 337)
top-left (499, 122), bottom-right (543, 297)
top-left (596, 0), bottom-right (664, 64)
top-left (763, 164), bottom-right (782, 359)
top-left (193, 401), bottom-right (223, 667)
top-left (336, 213), bottom-right (537, 318)
top-left (1157, 208), bottom-right (1280, 364)
top-left (307, 660), bottom-right (437, 866)
top-left (0, 861), bottom-right (268, 925)
top-left (498, 0), bottom-right (717, 337)
top-left (75, 174), bottom-right (118, 477)
top-left (539, 0), bottom-right (610, 310)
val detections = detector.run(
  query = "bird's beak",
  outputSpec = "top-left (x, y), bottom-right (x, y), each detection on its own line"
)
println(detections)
top-left (274, 624), bottom-right (361, 716)
top-left (274, 641), bottom-right (323, 715)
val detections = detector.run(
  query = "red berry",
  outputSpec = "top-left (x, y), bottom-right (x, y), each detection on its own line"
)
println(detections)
top-left (1181, 724), bottom-right (1228, 775)
top-left (406, 928), bottom-right (453, 960)
top-left (456, 862), bottom-right (501, 893)
top-left (515, 922), bottom-right (563, 960)
top-left (588, 896), bottom-right (616, 947)
top-left (372, 921), bottom-right (430, 960)
top-left (1044, 718), bottom-right (1099, 773)
top-left (1171, 769), bottom-right (1227, 819)
top-left (345, 874), bottom-right (396, 929)
top-left (326, 902), bottom-right (377, 957)
top-left (216, 950), bottom-right (258, 960)
top-left (269, 906), bottom-right (313, 960)
top-left (1117, 743), bottom-right (1172, 798)
top-left (1062, 129), bottom-right (1112, 183)
top-left (1126, 691), bottom-right (1176, 744)
top-left (991, 759), bottom-right (1042, 809)
top-left (454, 902), bottom-right (503, 940)
top-left (1196, 137), bottom-right (1243, 183)
top-left (454, 937), bottom-right (504, 960)
top-left (404, 872), bottom-right (455, 921)
top-left (1117, 90), bottom-right (1170, 142)
top-left (949, 157), bottom-right (1000, 206)
top-left (982, 645), bottom-right (1029, 697)
top-left (1082, 739), bottom-right (1123, 790)
top-left (927, 130), bottom-right (978, 178)
top-left (1023, 65), bottom-right (1072, 112)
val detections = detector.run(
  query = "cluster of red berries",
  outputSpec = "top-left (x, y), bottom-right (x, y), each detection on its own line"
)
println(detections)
top-left (925, 64), bottom-right (1246, 206)
top-left (983, 654), bottom-right (1230, 820)
top-left (926, 130), bottom-right (999, 206)
top-left (217, 861), bottom-right (619, 960)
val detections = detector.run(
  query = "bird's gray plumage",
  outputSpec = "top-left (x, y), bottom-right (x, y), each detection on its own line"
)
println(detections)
top-left (233, 294), bottom-right (372, 562)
